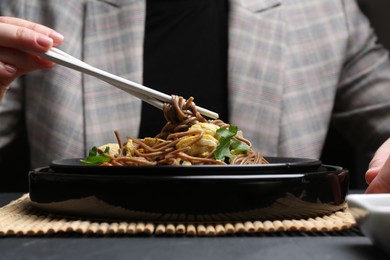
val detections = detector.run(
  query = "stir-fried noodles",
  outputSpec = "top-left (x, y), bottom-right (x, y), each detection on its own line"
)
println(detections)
top-left (83, 95), bottom-right (269, 166)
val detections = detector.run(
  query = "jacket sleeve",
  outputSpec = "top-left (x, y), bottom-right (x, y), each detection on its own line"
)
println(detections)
top-left (332, 0), bottom-right (390, 157)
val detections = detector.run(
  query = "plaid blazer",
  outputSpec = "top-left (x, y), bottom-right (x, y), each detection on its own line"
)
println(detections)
top-left (1, 0), bottom-right (390, 168)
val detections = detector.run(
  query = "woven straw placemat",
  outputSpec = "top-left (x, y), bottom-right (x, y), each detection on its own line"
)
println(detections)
top-left (0, 194), bottom-right (356, 236)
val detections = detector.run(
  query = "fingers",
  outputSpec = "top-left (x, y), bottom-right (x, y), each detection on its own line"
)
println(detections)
top-left (365, 170), bottom-right (377, 185)
top-left (0, 16), bottom-right (63, 69)
top-left (365, 138), bottom-right (390, 193)
top-left (0, 58), bottom-right (52, 101)
top-left (0, 16), bottom-right (64, 100)
top-left (0, 23), bottom-right (53, 52)
top-left (0, 47), bottom-right (53, 82)
top-left (365, 154), bottom-right (390, 193)
top-left (365, 138), bottom-right (390, 184)
top-left (0, 47), bottom-right (54, 98)
top-left (0, 16), bottom-right (64, 49)
top-left (0, 47), bottom-right (53, 71)
top-left (0, 61), bottom-right (15, 100)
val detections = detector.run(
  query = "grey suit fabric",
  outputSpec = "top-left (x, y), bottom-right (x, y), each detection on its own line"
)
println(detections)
top-left (1, 0), bottom-right (390, 169)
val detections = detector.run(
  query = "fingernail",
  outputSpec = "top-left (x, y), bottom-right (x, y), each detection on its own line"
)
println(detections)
top-left (368, 159), bottom-right (383, 169)
top-left (49, 31), bottom-right (64, 43)
top-left (4, 64), bottom-right (17, 74)
top-left (37, 36), bottom-right (53, 48)
top-left (33, 55), bottom-right (54, 67)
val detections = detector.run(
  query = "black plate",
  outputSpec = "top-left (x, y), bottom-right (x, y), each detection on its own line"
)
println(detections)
top-left (49, 157), bottom-right (322, 175)
top-left (29, 161), bottom-right (349, 222)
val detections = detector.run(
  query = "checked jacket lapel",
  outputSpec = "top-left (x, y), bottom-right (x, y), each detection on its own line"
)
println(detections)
top-left (82, 0), bottom-right (145, 151)
top-left (228, 0), bottom-right (285, 155)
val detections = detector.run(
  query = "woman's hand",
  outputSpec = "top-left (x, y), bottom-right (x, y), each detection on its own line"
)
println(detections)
top-left (365, 138), bottom-right (390, 193)
top-left (0, 16), bottom-right (64, 99)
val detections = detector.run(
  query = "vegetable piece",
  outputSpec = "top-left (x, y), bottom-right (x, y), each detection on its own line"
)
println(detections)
top-left (80, 146), bottom-right (111, 165)
top-left (214, 125), bottom-right (250, 161)
top-left (231, 139), bottom-right (250, 154)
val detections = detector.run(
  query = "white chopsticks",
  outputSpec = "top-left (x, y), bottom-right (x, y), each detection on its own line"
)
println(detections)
top-left (30, 48), bottom-right (219, 119)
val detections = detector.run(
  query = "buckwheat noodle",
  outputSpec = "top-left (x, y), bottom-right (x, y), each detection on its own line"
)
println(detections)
top-left (99, 95), bottom-right (268, 166)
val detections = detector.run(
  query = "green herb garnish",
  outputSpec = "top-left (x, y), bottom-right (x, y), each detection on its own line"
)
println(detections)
top-left (214, 125), bottom-right (250, 162)
top-left (80, 146), bottom-right (111, 165)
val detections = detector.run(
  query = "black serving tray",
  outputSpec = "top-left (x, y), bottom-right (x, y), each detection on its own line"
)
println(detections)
top-left (29, 158), bottom-right (349, 222)
top-left (49, 157), bottom-right (322, 175)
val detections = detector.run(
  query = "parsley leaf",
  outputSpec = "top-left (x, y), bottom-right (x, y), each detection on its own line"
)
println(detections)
top-left (214, 125), bottom-right (250, 162)
top-left (80, 146), bottom-right (111, 165)
top-left (217, 125), bottom-right (237, 139)
top-left (215, 136), bottom-right (233, 161)
top-left (231, 139), bottom-right (250, 153)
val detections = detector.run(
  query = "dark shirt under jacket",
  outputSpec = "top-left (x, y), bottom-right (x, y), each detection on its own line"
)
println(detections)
top-left (139, 0), bottom-right (229, 137)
